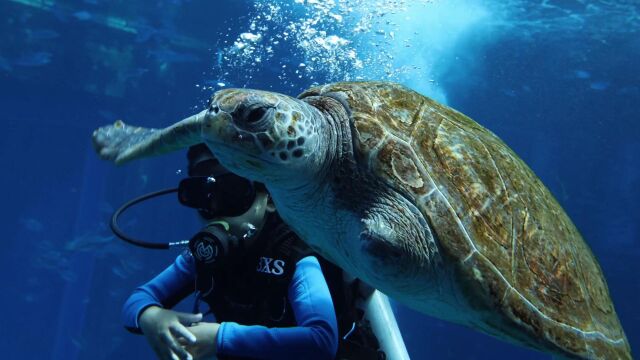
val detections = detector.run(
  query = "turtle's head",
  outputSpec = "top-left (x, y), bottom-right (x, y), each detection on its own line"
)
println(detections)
top-left (202, 88), bottom-right (325, 188)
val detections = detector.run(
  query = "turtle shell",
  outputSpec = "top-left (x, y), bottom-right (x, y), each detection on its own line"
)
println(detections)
top-left (300, 82), bottom-right (631, 359)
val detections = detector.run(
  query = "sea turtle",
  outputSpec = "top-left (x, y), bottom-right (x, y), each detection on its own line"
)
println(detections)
top-left (93, 82), bottom-right (631, 359)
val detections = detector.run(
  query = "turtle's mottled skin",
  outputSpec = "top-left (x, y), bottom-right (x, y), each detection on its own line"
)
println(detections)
top-left (92, 82), bottom-right (631, 359)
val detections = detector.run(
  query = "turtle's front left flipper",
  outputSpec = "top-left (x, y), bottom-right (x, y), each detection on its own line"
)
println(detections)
top-left (92, 110), bottom-right (206, 164)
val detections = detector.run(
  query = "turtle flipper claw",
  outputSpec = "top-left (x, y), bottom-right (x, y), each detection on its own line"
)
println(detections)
top-left (92, 111), bottom-right (203, 164)
top-left (92, 120), bottom-right (158, 165)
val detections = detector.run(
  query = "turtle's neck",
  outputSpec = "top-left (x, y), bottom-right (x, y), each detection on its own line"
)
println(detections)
top-left (266, 94), bottom-right (354, 224)
top-left (266, 94), bottom-right (356, 266)
top-left (302, 94), bottom-right (356, 191)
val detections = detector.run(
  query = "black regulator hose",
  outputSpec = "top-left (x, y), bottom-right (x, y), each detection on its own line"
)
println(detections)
top-left (110, 188), bottom-right (187, 249)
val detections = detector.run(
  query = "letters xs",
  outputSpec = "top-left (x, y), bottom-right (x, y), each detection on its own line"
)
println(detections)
top-left (256, 257), bottom-right (285, 275)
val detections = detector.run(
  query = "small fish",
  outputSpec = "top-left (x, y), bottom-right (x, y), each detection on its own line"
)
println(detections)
top-left (501, 89), bottom-right (517, 97)
top-left (134, 23), bottom-right (159, 43)
top-left (121, 258), bottom-right (142, 272)
top-left (574, 70), bottom-right (591, 79)
top-left (32, 250), bottom-right (69, 270)
top-left (70, 337), bottom-right (83, 350)
top-left (73, 11), bottom-right (92, 21)
top-left (111, 266), bottom-right (128, 279)
top-left (25, 29), bottom-right (60, 41)
top-left (13, 52), bottom-right (52, 67)
top-left (60, 269), bottom-right (78, 282)
top-left (65, 233), bottom-right (115, 252)
top-left (590, 81), bottom-right (610, 90)
top-left (31, 242), bottom-right (70, 271)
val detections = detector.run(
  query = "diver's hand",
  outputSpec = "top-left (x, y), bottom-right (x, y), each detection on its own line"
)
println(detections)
top-left (139, 306), bottom-right (203, 360)
top-left (181, 322), bottom-right (220, 360)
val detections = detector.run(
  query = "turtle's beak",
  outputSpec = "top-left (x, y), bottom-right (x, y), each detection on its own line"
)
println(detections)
top-left (203, 101), bottom-right (221, 129)
top-left (203, 99), bottom-right (220, 125)
top-left (201, 100), bottom-right (237, 146)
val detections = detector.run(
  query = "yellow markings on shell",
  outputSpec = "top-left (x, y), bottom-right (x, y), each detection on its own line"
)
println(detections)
top-left (446, 143), bottom-right (466, 160)
top-left (291, 111), bottom-right (301, 124)
top-left (390, 152), bottom-right (424, 188)
top-left (467, 182), bottom-right (488, 215)
top-left (469, 182), bottom-right (485, 195)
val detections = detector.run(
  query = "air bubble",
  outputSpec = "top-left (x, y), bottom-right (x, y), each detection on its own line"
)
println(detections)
top-left (243, 223), bottom-right (257, 239)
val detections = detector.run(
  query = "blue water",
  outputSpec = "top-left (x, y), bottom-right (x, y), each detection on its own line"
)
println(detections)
top-left (1, 0), bottom-right (638, 359)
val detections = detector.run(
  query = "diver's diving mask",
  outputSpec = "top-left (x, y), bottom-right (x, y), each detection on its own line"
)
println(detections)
top-left (178, 173), bottom-right (256, 219)
top-left (110, 173), bottom-right (270, 268)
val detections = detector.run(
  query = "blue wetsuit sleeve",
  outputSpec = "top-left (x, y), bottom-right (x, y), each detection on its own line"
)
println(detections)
top-left (216, 255), bottom-right (339, 360)
top-left (122, 253), bottom-right (196, 333)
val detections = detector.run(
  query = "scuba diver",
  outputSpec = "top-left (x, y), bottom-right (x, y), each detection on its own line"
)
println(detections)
top-left (119, 144), bottom-right (405, 360)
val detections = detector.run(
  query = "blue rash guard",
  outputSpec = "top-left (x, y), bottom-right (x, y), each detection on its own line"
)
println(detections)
top-left (122, 253), bottom-right (339, 360)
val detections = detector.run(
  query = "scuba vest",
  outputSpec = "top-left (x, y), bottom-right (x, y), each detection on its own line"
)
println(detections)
top-left (194, 212), bottom-right (313, 328)
top-left (193, 212), bottom-right (384, 359)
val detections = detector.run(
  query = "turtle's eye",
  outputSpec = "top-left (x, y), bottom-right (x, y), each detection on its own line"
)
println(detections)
top-left (234, 104), bottom-right (274, 132)
top-left (246, 107), bottom-right (267, 124)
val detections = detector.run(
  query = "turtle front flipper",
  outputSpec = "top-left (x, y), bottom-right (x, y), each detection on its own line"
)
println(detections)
top-left (92, 110), bottom-right (206, 164)
top-left (357, 192), bottom-right (442, 293)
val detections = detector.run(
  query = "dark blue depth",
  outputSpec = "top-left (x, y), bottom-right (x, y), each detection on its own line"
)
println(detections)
top-left (0, 1), bottom-right (637, 359)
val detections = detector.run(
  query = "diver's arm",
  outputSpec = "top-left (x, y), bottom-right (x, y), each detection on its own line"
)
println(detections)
top-left (122, 253), bottom-right (197, 333)
top-left (215, 255), bottom-right (338, 360)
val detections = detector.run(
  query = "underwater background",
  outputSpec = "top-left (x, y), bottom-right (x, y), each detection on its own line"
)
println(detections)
top-left (0, 0), bottom-right (638, 359)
